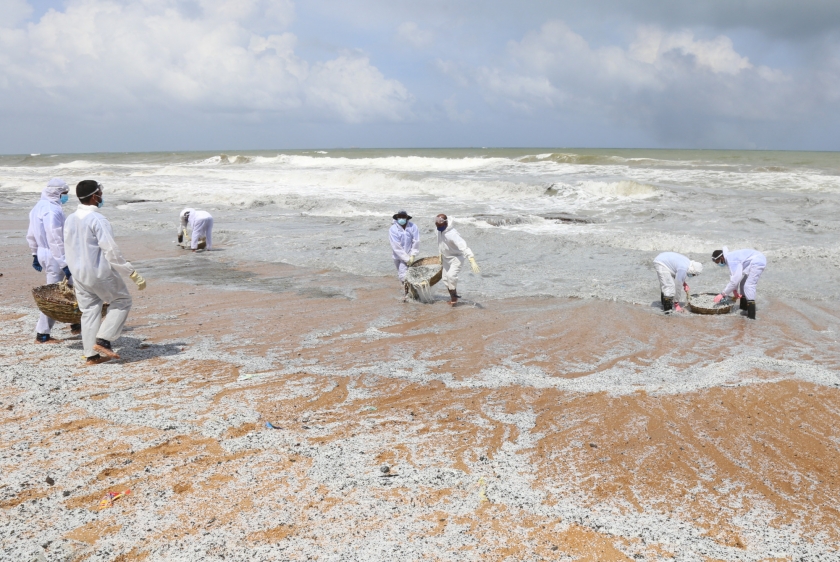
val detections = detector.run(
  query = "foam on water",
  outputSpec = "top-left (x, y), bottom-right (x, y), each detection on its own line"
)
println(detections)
top-left (2, 148), bottom-right (840, 304)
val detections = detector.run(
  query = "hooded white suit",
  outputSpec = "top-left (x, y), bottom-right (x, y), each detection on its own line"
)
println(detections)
top-left (720, 246), bottom-right (766, 300)
top-left (64, 205), bottom-right (135, 357)
top-left (179, 208), bottom-right (213, 250)
top-left (653, 252), bottom-right (703, 302)
top-left (437, 218), bottom-right (474, 291)
top-left (26, 179), bottom-right (70, 334)
top-left (389, 219), bottom-right (420, 282)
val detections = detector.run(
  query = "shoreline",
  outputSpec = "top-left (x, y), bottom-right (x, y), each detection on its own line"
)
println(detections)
top-left (2, 226), bottom-right (840, 560)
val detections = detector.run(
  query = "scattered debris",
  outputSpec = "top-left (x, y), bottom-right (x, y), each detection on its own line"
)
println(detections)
top-left (380, 465), bottom-right (390, 474)
top-left (98, 489), bottom-right (131, 510)
top-left (265, 422), bottom-right (282, 429)
top-left (45, 476), bottom-right (55, 486)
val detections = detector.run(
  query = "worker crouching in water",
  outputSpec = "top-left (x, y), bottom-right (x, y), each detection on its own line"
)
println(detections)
top-left (64, 181), bottom-right (147, 365)
top-left (27, 178), bottom-right (78, 342)
top-left (389, 210), bottom-right (420, 295)
top-left (712, 247), bottom-right (767, 320)
top-left (653, 252), bottom-right (703, 313)
top-left (179, 208), bottom-right (214, 251)
top-left (436, 214), bottom-right (480, 306)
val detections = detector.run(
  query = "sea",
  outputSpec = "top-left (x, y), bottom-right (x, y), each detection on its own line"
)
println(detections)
top-left (2, 148), bottom-right (839, 305)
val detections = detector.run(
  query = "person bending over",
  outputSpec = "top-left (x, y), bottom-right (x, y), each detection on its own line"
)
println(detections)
top-left (652, 252), bottom-right (703, 313)
top-left (712, 247), bottom-right (766, 320)
top-left (64, 180), bottom-right (147, 365)
top-left (179, 208), bottom-right (214, 251)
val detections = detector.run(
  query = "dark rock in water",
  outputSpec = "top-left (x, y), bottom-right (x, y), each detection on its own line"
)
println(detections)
top-left (62, 490), bottom-right (70, 497)
top-left (380, 465), bottom-right (390, 474)
top-left (45, 476), bottom-right (55, 486)
top-left (589, 442), bottom-right (598, 448)
top-left (473, 215), bottom-right (527, 227)
top-left (541, 213), bottom-right (595, 224)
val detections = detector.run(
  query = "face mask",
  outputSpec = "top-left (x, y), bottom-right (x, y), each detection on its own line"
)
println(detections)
top-left (60, 194), bottom-right (69, 205)
top-left (97, 197), bottom-right (104, 208)
top-left (397, 218), bottom-right (407, 226)
top-left (437, 225), bottom-right (446, 231)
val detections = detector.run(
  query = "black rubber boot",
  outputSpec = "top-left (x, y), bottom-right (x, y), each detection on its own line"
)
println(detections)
top-left (70, 323), bottom-right (82, 334)
top-left (740, 297), bottom-right (748, 311)
top-left (448, 289), bottom-right (458, 305)
top-left (663, 297), bottom-right (673, 313)
top-left (95, 338), bottom-right (112, 350)
top-left (660, 292), bottom-right (666, 308)
top-left (747, 300), bottom-right (756, 320)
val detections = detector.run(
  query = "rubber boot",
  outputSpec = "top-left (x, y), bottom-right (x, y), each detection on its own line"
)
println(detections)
top-left (747, 300), bottom-right (756, 320)
top-left (662, 297), bottom-right (673, 313)
top-left (660, 292), bottom-right (665, 308)
top-left (740, 297), bottom-right (748, 311)
top-left (70, 323), bottom-right (82, 335)
top-left (448, 289), bottom-right (458, 306)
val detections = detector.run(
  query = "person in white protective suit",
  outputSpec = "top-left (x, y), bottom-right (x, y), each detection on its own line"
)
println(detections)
top-left (652, 252), bottom-right (703, 314)
top-left (64, 180), bottom-right (147, 365)
top-left (435, 214), bottom-right (480, 306)
top-left (178, 208), bottom-right (214, 251)
top-left (26, 178), bottom-right (76, 342)
top-left (388, 210), bottom-right (420, 292)
top-left (712, 247), bottom-right (767, 320)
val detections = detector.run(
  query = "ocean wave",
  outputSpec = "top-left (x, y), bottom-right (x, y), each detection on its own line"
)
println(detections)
top-left (518, 153), bottom-right (629, 165)
top-left (198, 154), bottom-right (253, 165)
top-left (577, 180), bottom-right (661, 199)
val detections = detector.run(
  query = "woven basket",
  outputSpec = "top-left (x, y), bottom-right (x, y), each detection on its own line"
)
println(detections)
top-left (405, 256), bottom-right (442, 300)
top-left (687, 292), bottom-right (734, 315)
top-left (32, 283), bottom-right (109, 324)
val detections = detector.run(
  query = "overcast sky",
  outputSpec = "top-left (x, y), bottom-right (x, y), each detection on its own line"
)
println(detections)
top-left (2, 0), bottom-right (840, 153)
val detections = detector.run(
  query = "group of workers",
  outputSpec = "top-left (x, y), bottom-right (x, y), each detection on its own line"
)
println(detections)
top-left (26, 178), bottom-right (767, 365)
top-left (389, 210), bottom-right (480, 306)
top-left (26, 178), bottom-right (213, 365)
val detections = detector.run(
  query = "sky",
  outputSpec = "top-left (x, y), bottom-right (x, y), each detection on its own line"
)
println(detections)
top-left (2, 0), bottom-right (840, 153)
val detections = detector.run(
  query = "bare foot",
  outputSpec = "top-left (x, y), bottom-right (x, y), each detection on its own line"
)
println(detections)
top-left (86, 355), bottom-right (112, 366)
top-left (93, 344), bottom-right (120, 359)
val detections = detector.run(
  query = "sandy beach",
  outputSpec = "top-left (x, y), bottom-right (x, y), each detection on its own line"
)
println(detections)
top-left (3, 213), bottom-right (840, 561)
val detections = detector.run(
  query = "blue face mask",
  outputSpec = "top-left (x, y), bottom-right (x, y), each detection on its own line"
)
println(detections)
top-left (717, 262), bottom-right (726, 267)
top-left (60, 194), bottom-right (69, 205)
top-left (437, 225), bottom-right (446, 232)
top-left (97, 197), bottom-right (104, 208)
top-left (397, 218), bottom-right (407, 226)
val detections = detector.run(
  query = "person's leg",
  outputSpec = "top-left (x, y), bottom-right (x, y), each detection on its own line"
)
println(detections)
top-left (743, 263), bottom-right (765, 320)
top-left (739, 274), bottom-right (748, 310)
top-left (35, 260), bottom-right (64, 341)
top-left (74, 283), bottom-right (104, 359)
top-left (654, 262), bottom-right (675, 312)
top-left (205, 217), bottom-right (213, 249)
top-left (396, 259), bottom-right (408, 283)
top-left (95, 288), bottom-right (133, 357)
top-left (444, 257), bottom-right (463, 304)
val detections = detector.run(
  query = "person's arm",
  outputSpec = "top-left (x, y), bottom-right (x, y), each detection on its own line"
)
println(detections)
top-left (674, 267), bottom-right (687, 300)
top-left (389, 227), bottom-right (410, 263)
top-left (409, 223), bottom-right (420, 256)
top-left (26, 212), bottom-right (39, 255)
top-left (447, 230), bottom-right (474, 259)
top-left (92, 215), bottom-right (135, 278)
top-left (721, 264), bottom-right (742, 296)
top-left (44, 209), bottom-right (68, 268)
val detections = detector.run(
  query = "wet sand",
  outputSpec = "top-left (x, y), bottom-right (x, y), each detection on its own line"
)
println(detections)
top-left (2, 225), bottom-right (840, 560)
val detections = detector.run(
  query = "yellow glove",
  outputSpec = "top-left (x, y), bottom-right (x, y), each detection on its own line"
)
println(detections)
top-left (129, 270), bottom-right (146, 291)
top-left (407, 255), bottom-right (415, 266)
top-left (469, 257), bottom-right (480, 274)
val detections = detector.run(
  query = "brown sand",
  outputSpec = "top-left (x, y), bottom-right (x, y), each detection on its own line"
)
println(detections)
top-left (2, 225), bottom-right (840, 560)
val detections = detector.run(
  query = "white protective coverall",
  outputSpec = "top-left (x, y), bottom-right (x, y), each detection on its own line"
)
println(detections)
top-left (26, 180), bottom-right (70, 334)
top-left (720, 246), bottom-right (767, 301)
top-left (64, 205), bottom-right (135, 357)
top-left (653, 252), bottom-right (702, 302)
top-left (437, 218), bottom-right (474, 291)
top-left (180, 208), bottom-right (214, 250)
top-left (389, 220), bottom-right (420, 282)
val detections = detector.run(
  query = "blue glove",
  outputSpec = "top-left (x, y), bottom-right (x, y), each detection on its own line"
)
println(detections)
top-left (32, 255), bottom-right (42, 272)
top-left (62, 266), bottom-right (72, 279)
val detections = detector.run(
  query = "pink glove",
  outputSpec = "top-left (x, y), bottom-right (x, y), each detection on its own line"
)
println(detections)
top-left (732, 290), bottom-right (741, 299)
top-left (674, 303), bottom-right (683, 312)
top-left (683, 282), bottom-right (690, 293)
top-left (713, 293), bottom-right (724, 304)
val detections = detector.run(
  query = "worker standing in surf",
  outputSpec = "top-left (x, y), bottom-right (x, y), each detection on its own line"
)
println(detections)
top-left (652, 252), bottom-right (703, 313)
top-left (436, 214), bottom-right (480, 306)
top-left (713, 247), bottom-right (767, 320)
top-left (64, 180), bottom-right (147, 365)
top-left (389, 210), bottom-right (420, 295)
top-left (26, 178), bottom-right (76, 342)
top-left (179, 208), bottom-right (214, 251)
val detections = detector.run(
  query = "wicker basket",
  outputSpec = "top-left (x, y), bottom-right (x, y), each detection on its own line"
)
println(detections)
top-left (687, 292), bottom-right (734, 315)
top-left (405, 256), bottom-right (442, 300)
top-left (32, 283), bottom-right (109, 324)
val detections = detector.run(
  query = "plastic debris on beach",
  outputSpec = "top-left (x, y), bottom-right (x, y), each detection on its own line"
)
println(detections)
top-left (690, 294), bottom-right (730, 309)
top-left (265, 422), bottom-right (282, 429)
top-left (98, 489), bottom-right (131, 510)
top-left (406, 265), bottom-right (439, 304)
